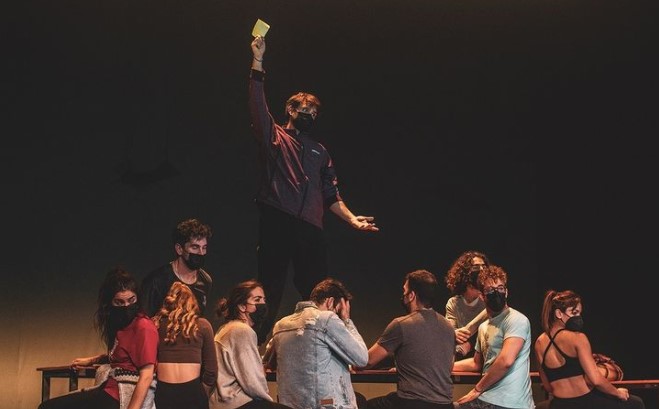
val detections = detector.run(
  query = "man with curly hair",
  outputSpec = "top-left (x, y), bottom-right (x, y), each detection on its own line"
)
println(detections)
top-left (452, 264), bottom-right (535, 409)
top-left (140, 218), bottom-right (214, 317)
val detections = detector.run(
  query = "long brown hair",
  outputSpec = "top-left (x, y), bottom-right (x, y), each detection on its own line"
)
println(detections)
top-left (444, 250), bottom-right (490, 295)
top-left (216, 279), bottom-right (263, 322)
top-left (540, 289), bottom-right (581, 334)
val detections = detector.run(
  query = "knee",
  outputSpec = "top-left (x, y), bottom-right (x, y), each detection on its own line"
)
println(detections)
top-left (628, 394), bottom-right (646, 409)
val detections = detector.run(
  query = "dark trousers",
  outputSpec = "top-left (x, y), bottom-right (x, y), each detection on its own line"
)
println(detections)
top-left (38, 386), bottom-right (118, 409)
top-left (368, 392), bottom-right (454, 409)
top-left (238, 398), bottom-right (294, 409)
top-left (256, 203), bottom-right (327, 343)
top-left (548, 389), bottom-right (645, 409)
top-left (154, 378), bottom-right (209, 409)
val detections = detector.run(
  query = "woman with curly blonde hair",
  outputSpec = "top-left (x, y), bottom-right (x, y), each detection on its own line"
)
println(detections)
top-left (153, 282), bottom-right (218, 409)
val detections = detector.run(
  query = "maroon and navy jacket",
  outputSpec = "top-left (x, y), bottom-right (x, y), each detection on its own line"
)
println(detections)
top-left (248, 69), bottom-right (342, 229)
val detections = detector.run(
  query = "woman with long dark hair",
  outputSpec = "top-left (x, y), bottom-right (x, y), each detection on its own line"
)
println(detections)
top-left (39, 267), bottom-right (158, 409)
top-left (534, 289), bottom-right (645, 409)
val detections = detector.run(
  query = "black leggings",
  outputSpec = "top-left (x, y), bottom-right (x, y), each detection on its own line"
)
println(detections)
top-left (154, 378), bottom-right (209, 409)
top-left (37, 386), bottom-right (118, 409)
top-left (237, 399), bottom-right (294, 409)
top-left (550, 389), bottom-right (645, 409)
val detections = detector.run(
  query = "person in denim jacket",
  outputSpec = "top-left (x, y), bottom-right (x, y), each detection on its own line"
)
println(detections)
top-left (263, 278), bottom-right (368, 409)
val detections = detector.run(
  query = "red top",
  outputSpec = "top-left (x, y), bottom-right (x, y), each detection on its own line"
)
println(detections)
top-left (103, 314), bottom-right (159, 400)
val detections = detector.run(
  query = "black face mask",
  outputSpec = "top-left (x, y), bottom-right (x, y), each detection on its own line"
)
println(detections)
top-left (249, 303), bottom-right (268, 326)
top-left (564, 315), bottom-right (584, 332)
top-left (109, 303), bottom-right (140, 331)
top-left (292, 112), bottom-right (315, 132)
top-left (484, 291), bottom-right (506, 313)
top-left (249, 303), bottom-right (270, 346)
top-left (183, 253), bottom-right (205, 270)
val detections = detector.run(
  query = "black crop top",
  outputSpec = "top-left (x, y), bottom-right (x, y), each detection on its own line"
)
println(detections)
top-left (541, 328), bottom-right (585, 382)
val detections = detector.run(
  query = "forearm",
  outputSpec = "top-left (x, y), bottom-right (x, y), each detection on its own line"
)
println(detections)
top-left (452, 357), bottom-right (479, 372)
top-left (126, 367), bottom-right (154, 409)
top-left (464, 309), bottom-right (487, 335)
top-left (251, 56), bottom-right (263, 71)
top-left (473, 363), bottom-right (508, 393)
top-left (329, 201), bottom-right (356, 223)
top-left (72, 353), bottom-right (107, 367)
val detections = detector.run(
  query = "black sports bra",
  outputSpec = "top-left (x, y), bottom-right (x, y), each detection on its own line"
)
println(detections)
top-left (541, 328), bottom-right (585, 382)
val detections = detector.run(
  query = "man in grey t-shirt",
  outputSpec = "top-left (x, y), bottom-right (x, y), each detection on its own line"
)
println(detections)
top-left (357, 269), bottom-right (455, 409)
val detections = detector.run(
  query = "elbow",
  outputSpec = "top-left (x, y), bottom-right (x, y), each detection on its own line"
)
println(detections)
top-left (355, 353), bottom-right (369, 368)
top-left (498, 357), bottom-right (515, 370)
top-left (203, 371), bottom-right (218, 387)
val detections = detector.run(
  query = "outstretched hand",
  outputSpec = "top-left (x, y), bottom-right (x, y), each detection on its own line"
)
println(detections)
top-left (71, 355), bottom-right (96, 369)
top-left (350, 215), bottom-right (379, 232)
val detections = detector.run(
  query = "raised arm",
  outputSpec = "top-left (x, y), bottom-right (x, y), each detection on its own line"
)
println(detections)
top-left (248, 35), bottom-right (275, 143)
top-left (251, 35), bottom-right (265, 71)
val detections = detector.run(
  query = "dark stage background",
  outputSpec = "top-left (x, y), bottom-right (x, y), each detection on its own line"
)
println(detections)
top-left (3, 1), bottom-right (657, 408)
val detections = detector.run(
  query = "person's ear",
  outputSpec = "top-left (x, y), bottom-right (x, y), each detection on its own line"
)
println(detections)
top-left (174, 243), bottom-right (184, 256)
top-left (329, 297), bottom-right (337, 311)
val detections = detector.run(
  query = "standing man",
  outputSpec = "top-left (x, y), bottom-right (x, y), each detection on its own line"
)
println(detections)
top-left (249, 35), bottom-right (379, 343)
top-left (452, 265), bottom-right (535, 409)
top-left (263, 278), bottom-right (368, 409)
top-left (140, 218), bottom-right (213, 317)
top-left (358, 269), bottom-right (455, 409)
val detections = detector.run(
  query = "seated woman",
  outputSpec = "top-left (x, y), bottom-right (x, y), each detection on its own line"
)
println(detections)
top-left (152, 281), bottom-right (218, 409)
top-left (534, 289), bottom-right (645, 409)
top-left (210, 279), bottom-right (291, 409)
top-left (40, 267), bottom-right (158, 409)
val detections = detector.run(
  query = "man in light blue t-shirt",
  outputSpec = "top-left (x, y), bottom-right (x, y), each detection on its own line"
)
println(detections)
top-left (453, 265), bottom-right (535, 409)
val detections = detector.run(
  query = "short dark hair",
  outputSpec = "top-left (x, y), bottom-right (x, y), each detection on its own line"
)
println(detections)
top-left (285, 92), bottom-right (322, 117)
top-left (405, 269), bottom-right (438, 308)
top-left (172, 218), bottom-right (212, 246)
top-left (310, 278), bottom-right (352, 304)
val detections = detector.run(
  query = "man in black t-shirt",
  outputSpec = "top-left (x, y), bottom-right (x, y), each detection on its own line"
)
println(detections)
top-left (140, 218), bottom-right (213, 317)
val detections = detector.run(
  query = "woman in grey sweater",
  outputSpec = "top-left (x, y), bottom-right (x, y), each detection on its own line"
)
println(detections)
top-left (210, 280), bottom-right (291, 409)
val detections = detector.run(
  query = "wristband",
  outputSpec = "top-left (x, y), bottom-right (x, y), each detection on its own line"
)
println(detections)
top-left (253, 57), bottom-right (263, 62)
top-left (474, 385), bottom-right (483, 393)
